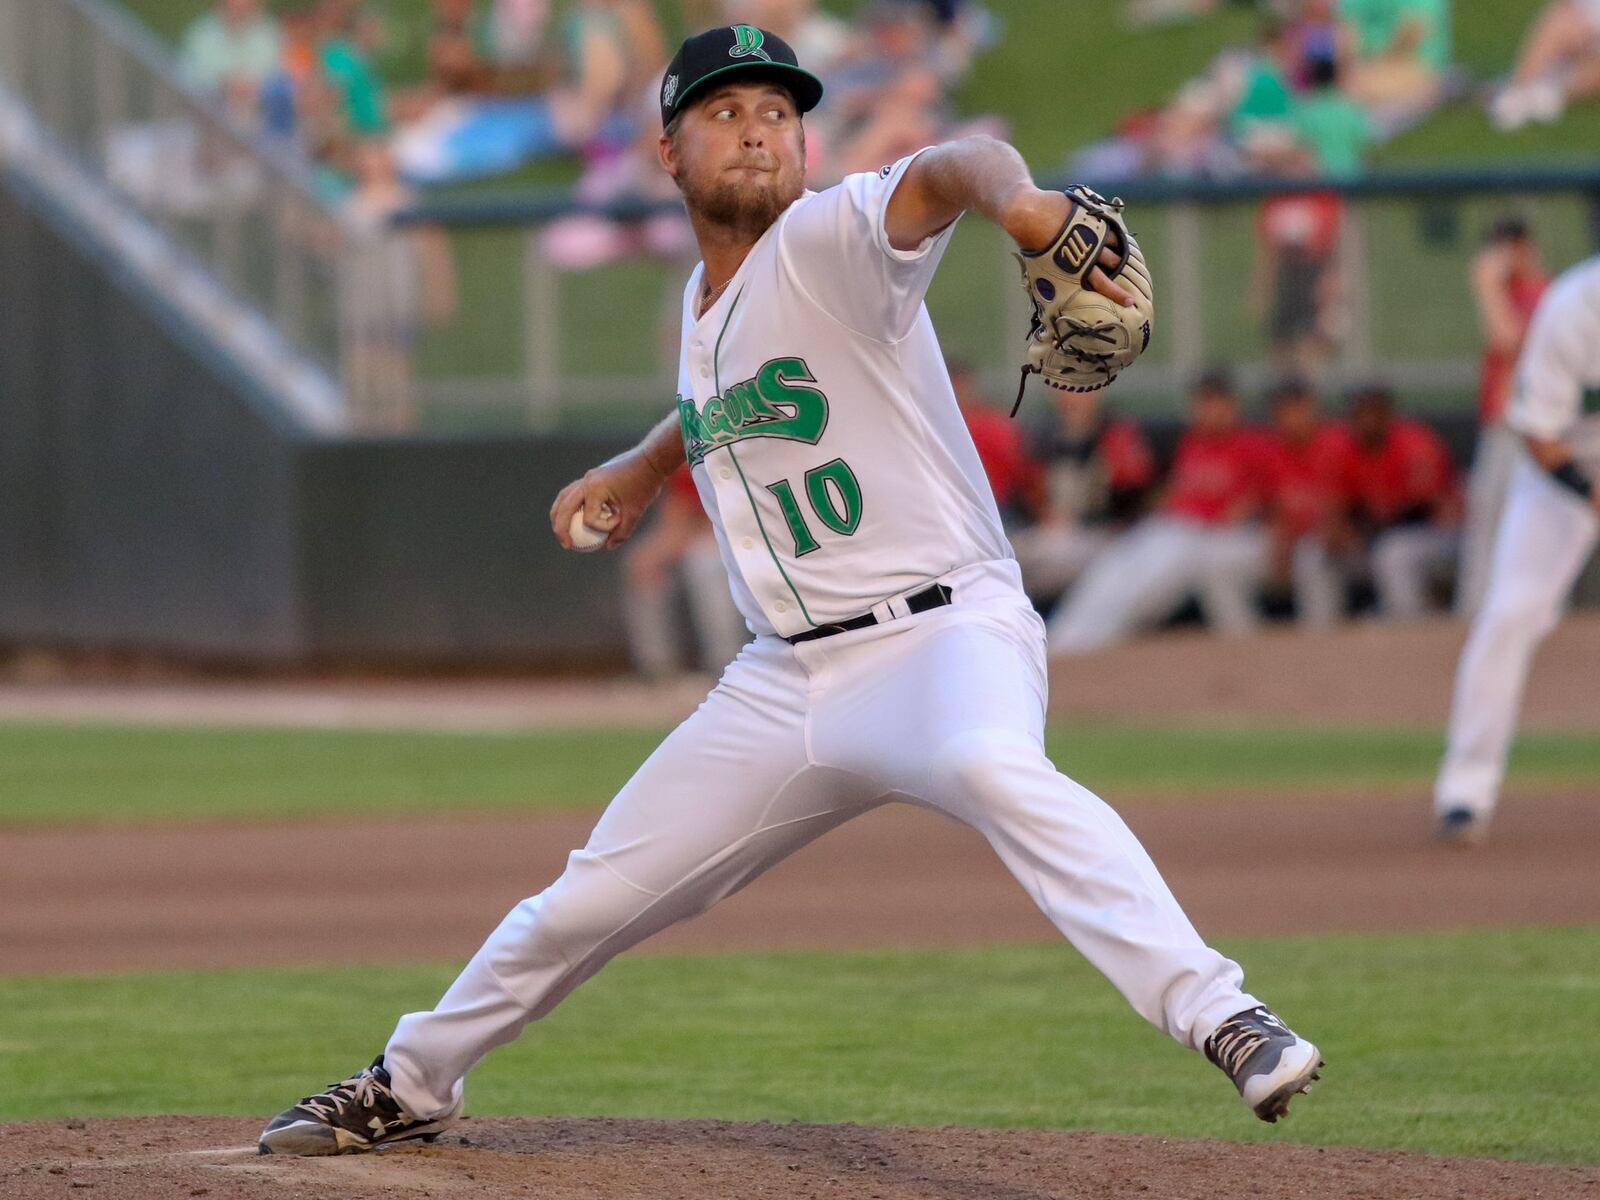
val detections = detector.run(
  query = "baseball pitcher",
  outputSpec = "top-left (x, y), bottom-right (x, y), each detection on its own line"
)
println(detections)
top-left (258, 25), bottom-right (1322, 1156)
top-left (1435, 254), bottom-right (1600, 844)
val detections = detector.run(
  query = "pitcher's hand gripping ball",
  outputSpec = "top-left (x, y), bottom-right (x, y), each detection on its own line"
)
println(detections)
top-left (1013, 186), bottom-right (1155, 411)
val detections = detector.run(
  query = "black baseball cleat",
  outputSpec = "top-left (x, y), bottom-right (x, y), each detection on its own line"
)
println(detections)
top-left (1205, 1006), bottom-right (1323, 1123)
top-left (1436, 806), bottom-right (1488, 847)
top-left (257, 1055), bottom-right (461, 1156)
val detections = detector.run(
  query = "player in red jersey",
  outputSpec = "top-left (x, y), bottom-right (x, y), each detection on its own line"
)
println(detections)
top-left (1258, 378), bottom-right (1357, 627)
top-left (949, 360), bottom-right (1039, 527)
top-left (1049, 371), bottom-right (1270, 653)
top-left (1338, 385), bottom-right (1461, 619)
top-left (1457, 217), bottom-right (1549, 615)
top-left (1011, 386), bottom-right (1156, 611)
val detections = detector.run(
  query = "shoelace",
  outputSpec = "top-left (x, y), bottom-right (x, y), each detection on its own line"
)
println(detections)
top-left (1208, 1010), bottom-right (1289, 1077)
top-left (299, 1069), bottom-right (394, 1122)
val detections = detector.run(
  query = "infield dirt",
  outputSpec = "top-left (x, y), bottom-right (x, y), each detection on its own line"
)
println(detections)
top-left (5, 1116), bottom-right (1599, 1200)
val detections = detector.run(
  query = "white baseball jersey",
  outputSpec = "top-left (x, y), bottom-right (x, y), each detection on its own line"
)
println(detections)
top-left (675, 150), bottom-right (1012, 638)
top-left (1506, 254), bottom-right (1600, 474)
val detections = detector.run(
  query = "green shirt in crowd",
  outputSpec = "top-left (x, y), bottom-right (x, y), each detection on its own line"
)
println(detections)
top-left (320, 37), bottom-right (387, 135)
top-left (1229, 55), bottom-right (1294, 137)
top-left (1290, 90), bottom-right (1371, 177)
top-left (1338, 0), bottom-right (1451, 70)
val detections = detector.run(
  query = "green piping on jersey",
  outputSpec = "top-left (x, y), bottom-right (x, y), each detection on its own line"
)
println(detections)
top-left (712, 286), bottom-right (817, 628)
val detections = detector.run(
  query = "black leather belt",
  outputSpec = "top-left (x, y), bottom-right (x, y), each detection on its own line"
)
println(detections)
top-left (783, 583), bottom-right (953, 645)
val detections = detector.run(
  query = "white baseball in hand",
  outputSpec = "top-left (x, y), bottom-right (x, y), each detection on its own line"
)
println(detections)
top-left (568, 508), bottom-right (612, 552)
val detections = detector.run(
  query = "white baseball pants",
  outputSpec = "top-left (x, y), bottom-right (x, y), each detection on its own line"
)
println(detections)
top-left (384, 561), bottom-right (1258, 1119)
top-left (1435, 455), bottom-right (1599, 818)
top-left (1455, 423), bottom-right (1521, 618)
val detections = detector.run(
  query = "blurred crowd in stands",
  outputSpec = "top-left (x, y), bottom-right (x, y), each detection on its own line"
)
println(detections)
top-left (1079, 0), bottom-right (1458, 183)
top-left (174, 0), bottom-right (1000, 266)
top-left (626, 214), bottom-right (1550, 679)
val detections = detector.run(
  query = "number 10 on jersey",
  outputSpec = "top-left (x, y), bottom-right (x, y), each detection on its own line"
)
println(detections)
top-left (766, 458), bottom-right (863, 556)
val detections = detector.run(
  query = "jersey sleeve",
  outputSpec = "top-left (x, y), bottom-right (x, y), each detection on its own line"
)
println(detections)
top-left (777, 148), bottom-right (960, 343)
top-left (1506, 275), bottom-right (1594, 440)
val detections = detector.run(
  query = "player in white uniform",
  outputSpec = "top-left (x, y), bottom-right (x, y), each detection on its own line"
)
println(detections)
top-left (258, 26), bottom-right (1323, 1156)
top-left (1434, 255), bottom-right (1600, 844)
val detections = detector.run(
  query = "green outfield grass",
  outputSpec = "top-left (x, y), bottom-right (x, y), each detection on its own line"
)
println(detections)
top-left (2, 720), bottom-right (1598, 827)
top-left (1, 927), bottom-right (1597, 1163)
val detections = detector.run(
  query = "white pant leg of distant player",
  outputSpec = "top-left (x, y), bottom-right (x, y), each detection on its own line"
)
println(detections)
top-left (1291, 537), bottom-right (1346, 628)
top-left (1454, 423), bottom-right (1521, 617)
top-left (1434, 456), bottom-right (1598, 819)
top-left (1194, 525), bottom-right (1270, 635)
top-left (1435, 255), bottom-right (1600, 824)
top-left (383, 565), bottom-right (1260, 1120)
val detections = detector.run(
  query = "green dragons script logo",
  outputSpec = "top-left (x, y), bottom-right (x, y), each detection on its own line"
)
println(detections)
top-left (728, 24), bottom-right (771, 62)
top-left (679, 357), bottom-right (828, 465)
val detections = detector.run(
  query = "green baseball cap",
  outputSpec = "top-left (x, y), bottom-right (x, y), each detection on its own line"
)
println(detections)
top-left (660, 25), bottom-right (825, 129)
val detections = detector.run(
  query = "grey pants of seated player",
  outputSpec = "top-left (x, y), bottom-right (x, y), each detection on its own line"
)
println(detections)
top-left (622, 541), bottom-right (748, 678)
top-left (1292, 526), bottom-right (1458, 626)
top-left (383, 565), bottom-right (1258, 1119)
top-left (1047, 517), bottom-right (1268, 654)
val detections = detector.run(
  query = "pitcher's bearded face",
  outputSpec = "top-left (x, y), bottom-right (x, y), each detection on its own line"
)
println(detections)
top-left (662, 83), bottom-right (807, 238)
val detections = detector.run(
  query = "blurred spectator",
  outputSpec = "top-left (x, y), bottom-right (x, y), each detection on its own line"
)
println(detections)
top-left (725, 0), bottom-right (853, 74)
top-left (1338, 0), bottom-right (1450, 126)
top-left (1489, 0), bottom-right (1600, 130)
top-left (179, 0), bottom-right (283, 123)
top-left (1142, 17), bottom-right (1300, 177)
top-left (1251, 188), bottom-right (1346, 377)
top-left (1456, 217), bottom-right (1549, 615)
top-left (622, 466), bottom-right (748, 680)
top-left (490, 0), bottom-right (552, 68)
top-left (1286, 52), bottom-right (1370, 176)
top-left (807, 0), bottom-right (1002, 182)
top-left (428, 0), bottom-right (497, 98)
top-left (1048, 372), bottom-right (1270, 654)
top-left (339, 138), bottom-right (458, 431)
top-left (948, 361), bottom-right (1038, 527)
top-left (1011, 387), bottom-right (1156, 612)
top-left (1259, 377), bottom-right (1358, 626)
top-left (394, 0), bottom-right (655, 184)
top-left (1337, 383), bottom-right (1461, 619)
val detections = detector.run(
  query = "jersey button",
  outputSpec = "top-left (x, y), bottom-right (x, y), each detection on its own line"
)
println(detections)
top-left (775, 600), bottom-right (789, 614)
top-left (718, 467), bottom-right (732, 481)
top-left (741, 537), bottom-right (754, 549)
top-left (698, 367), bottom-right (710, 379)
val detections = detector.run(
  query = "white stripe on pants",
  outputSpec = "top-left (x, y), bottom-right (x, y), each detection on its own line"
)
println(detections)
top-left (384, 565), bottom-right (1257, 1118)
top-left (1434, 454), bottom-right (1599, 817)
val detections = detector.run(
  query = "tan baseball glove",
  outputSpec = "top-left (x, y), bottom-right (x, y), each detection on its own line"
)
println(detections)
top-left (1012, 186), bottom-right (1155, 412)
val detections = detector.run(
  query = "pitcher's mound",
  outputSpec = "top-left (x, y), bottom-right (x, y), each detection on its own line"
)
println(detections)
top-left (3, 1116), bottom-right (1596, 1199)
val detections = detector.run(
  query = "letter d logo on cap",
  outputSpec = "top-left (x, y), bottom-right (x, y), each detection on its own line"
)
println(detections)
top-left (729, 24), bottom-right (771, 62)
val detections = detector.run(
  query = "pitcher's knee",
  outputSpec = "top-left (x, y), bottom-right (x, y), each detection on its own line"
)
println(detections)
top-left (509, 853), bottom-right (659, 966)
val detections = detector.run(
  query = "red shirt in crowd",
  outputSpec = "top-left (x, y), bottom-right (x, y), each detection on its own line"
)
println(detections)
top-left (1164, 427), bottom-right (1269, 525)
top-left (1477, 268), bottom-right (1549, 425)
top-left (1258, 192), bottom-right (1344, 260)
top-left (1344, 419), bottom-right (1457, 527)
top-left (964, 405), bottom-right (1037, 512)
top-left (1262, 422), bottom-right (1357, 537)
